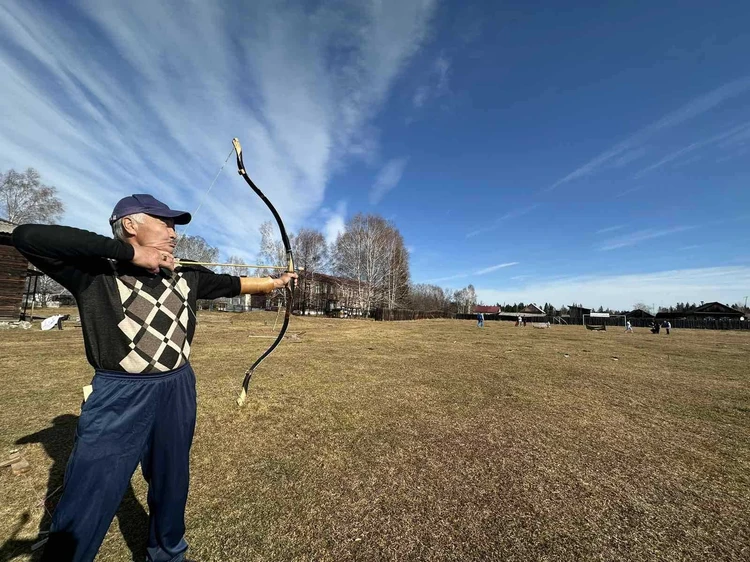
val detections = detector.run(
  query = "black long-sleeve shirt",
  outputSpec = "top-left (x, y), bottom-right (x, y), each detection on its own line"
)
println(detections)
top-left (12, 224), bottom-right (240, 373)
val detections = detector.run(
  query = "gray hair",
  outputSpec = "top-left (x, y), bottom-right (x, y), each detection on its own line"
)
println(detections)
top-left (112, 212), bottom-right (146, 241)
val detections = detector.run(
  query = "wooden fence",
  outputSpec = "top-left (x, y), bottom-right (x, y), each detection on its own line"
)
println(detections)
top-left (373, 309), bottom-right (455, 321)
top-left (376, 310), bottom-right (750, 331)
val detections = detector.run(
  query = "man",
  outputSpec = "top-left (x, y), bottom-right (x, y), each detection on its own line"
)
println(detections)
top-left (12, 194), bottom-right (296, 562)
top-left (625, 320), bottom-right (633, 333)
top-left (477, 312), bottom-right (484, 328)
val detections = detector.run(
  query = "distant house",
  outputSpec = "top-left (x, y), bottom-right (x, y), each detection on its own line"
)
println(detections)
top-left (474, 305), bottom-right (501, 315)
top-left (628, 309), bottom-right (655, 319)
top-left (656, 302), bottom-right (743, 321)
top-left (521, 303), bottom-right (544, 315)
top-left (568, 305), bottom-right (591, 321)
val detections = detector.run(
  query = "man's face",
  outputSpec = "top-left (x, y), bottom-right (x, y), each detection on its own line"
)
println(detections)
top-left (125, 214), bottom-right (176, 252)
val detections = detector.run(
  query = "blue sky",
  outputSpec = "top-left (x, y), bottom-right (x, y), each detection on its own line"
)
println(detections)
top-left (1, 0), bottom-right (748, 310)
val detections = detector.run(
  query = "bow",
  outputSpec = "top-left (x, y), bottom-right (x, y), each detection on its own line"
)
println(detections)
top-left (232, 138), bottom-right (295, 406)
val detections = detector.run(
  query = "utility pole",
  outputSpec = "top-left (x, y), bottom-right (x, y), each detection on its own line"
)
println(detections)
top-left (744, 296), bottom-right (748, 309)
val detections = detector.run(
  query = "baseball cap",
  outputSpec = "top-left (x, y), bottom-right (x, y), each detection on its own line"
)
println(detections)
top-left (109, 194), bottom-right (191, 225)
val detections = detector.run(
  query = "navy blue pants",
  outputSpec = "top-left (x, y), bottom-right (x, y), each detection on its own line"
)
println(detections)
top-left (42, 363), bottom-right (197, 562)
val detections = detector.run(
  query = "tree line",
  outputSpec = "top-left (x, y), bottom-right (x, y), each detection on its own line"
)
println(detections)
top-left (5, 167), bottom-right (748, 316)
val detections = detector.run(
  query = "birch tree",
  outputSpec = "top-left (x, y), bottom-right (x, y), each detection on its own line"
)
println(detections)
top-left (1, 168), bottom-right (64, 224)
top-left (331, 214), bottom-right (410, 313)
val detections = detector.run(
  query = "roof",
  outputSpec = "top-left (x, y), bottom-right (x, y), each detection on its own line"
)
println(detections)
top-left (628, 309), bottom-right (654, 318)
top-left (655, 302), bottom-right (743, 319)
top-left (474, 305), bottom-right (501, 314)
top-left (694, 302), bottom-right (742, 314)
top-left (521, 303), bottom-right (544, 314)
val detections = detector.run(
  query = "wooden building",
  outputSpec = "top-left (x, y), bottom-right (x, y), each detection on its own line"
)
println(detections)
top-left (0, 219), bottom-right (29, 320)
top-left (521, 303), bottom-right (544, 315)
top-left (474, 305), bottom-right (501, 315)
top-left (655, 302), bottom-right (743, 321)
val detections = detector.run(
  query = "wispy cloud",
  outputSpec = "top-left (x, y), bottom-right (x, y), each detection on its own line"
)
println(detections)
top-left (596, 224), bottom-right (625, 234)
top-left (466, 204), bottom-right (539, 238)
top-left (477, 266), bottom-right (750, 311)
top-left (544, 76), bottom-right (750, 192)
top-left (0, 0), bottom-right (437, 259)
top-left (635, 121), bottom-right (750, 178)
top-left (598, 226), bottom-right (694, 251)
top-left (321, 201), bottom-right (347, 245)
top-left (412, 53), bottom-right (451, 109)
top-left (427, 261), bottom-right (518, 283)
top-left (615, 185), bottom-right (646, 199)
top-left (370, 157), bottom-right (409, 204)
top-left (474, 262), bottom-right (520, 275)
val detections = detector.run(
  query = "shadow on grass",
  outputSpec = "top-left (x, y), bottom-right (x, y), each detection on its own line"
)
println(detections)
top-left (0, 415), bottom-right (148, 562)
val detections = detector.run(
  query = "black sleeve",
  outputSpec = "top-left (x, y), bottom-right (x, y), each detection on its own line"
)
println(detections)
top-left (191, 266), bottom-right (241, 300)
top-left (12, 224), bottom-right (135, 294)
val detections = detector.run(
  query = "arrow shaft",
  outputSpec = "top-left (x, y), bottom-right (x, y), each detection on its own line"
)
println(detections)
top-left (175, 259), bottom-right (298, 270)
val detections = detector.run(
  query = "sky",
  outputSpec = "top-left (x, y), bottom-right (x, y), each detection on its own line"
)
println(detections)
top-left (1, 0), bottom-right (749, 311)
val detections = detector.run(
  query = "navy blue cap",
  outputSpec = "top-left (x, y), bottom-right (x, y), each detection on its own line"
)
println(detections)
top-left (109, 194), bottom-right (191, 225)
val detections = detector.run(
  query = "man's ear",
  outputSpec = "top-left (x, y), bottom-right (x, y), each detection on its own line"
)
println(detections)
top-left (122, 217), bottom-right (139, 237)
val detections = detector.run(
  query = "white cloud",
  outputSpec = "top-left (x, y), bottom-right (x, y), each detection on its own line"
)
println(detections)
top-left (634, 121), bottom-right (750, 178)
top-left (545, 75), bottom-right (750, 192)
top-left (411, 52), bottom-right (451, 109)
top-left (0, 0), bottom-right (436, 259)
top-left (321, 201), bottom-right (347, 245)
top-left (428, 261), bottom-right (518, 283)
top-left (475, 262), bottom-right (519, 275)
top-left (477, 266), bottom-right (750, 311)
top-left (466, 204), bottom-right (539, 238)
top-left (596, 224), bottom-right (625, 234)
top-left (598, 226), bottom-right (694, 251)
top-left (370, 157), bottom-right (409, 204)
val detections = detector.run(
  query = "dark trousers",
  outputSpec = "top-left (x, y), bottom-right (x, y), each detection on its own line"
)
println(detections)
top-left (42, 363), bottom-right (197, 562)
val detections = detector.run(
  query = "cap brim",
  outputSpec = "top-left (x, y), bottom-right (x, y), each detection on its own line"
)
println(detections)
top-left (150, 210), bottom-right (192, 225)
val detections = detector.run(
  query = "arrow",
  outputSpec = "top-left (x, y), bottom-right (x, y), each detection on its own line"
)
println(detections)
top-left (174, 259), bottom-right (304, 270)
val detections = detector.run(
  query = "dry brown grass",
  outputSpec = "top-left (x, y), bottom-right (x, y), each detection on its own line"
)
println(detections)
top-left (1, 312), bottom-right (749, 561)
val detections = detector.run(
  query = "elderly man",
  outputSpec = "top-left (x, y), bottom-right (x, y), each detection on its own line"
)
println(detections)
top-left (12, 194), bottom-right (296, 562)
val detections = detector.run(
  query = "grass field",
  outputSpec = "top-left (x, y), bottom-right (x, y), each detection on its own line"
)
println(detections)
top-left (1, 311), bottom-right (749, 561)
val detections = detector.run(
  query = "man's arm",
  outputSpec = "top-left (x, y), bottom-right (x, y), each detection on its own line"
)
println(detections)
top-left (239, 277), bottom-right (275, 294)
top-left (12, 224), bottom-right (136, 293)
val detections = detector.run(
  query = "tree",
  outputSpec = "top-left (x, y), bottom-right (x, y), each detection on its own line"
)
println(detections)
top-left (1, 168), bottom-right (64, 224)
top-left (453, 285), bottom-right (477, 314)
top-left (220, 255), bottom-right (250, 277)
top-left (331, 214), bottom-right (410, 313)
top-left (175, 234), bottom-right (219, 266)
top-left (257, 220), bottom-right (287, 276)
top-left (408, 284), bottom-right (452, 312)
top-left (632, 302), bottom-right (651, 313)
top-left (292, 228), bottom-right (328, 313)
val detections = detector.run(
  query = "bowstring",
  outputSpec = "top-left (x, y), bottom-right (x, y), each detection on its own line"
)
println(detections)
top-left (172, 147), bottom-right (235, 335)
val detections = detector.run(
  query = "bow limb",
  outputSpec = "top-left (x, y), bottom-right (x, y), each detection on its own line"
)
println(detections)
top-left (232, 137), bottom-right (295, 406)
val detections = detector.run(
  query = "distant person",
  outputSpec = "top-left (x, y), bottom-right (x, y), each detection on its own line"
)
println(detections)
top-left (666, 321), bottom-right (671, 335)
top-left (625, 321), bottom-right (633, 333)
top-left (477, 312), bottom-right (484, 328)
top-left (12, 195), bottom-right (296, 562)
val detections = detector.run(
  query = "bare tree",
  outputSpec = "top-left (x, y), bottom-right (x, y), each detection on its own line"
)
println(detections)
top-left (632, 302), bottom-right (651, 313)
top-left (175, 234), bottom-right (219, 267)
top-left (408, 284), bottom-right (452, 311)
top-left (292, 228), bottom-right (328, 313)
top-left (331, 214), bottom-right (410, 313)
top-left (1, 168), bottom-right (64, 224)
top-left (256, 220), bottom-right (286, 277)
top-left (221, 255), bottom-right (250, 277)
top-left (454, 285), bottom-right (477, 314)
